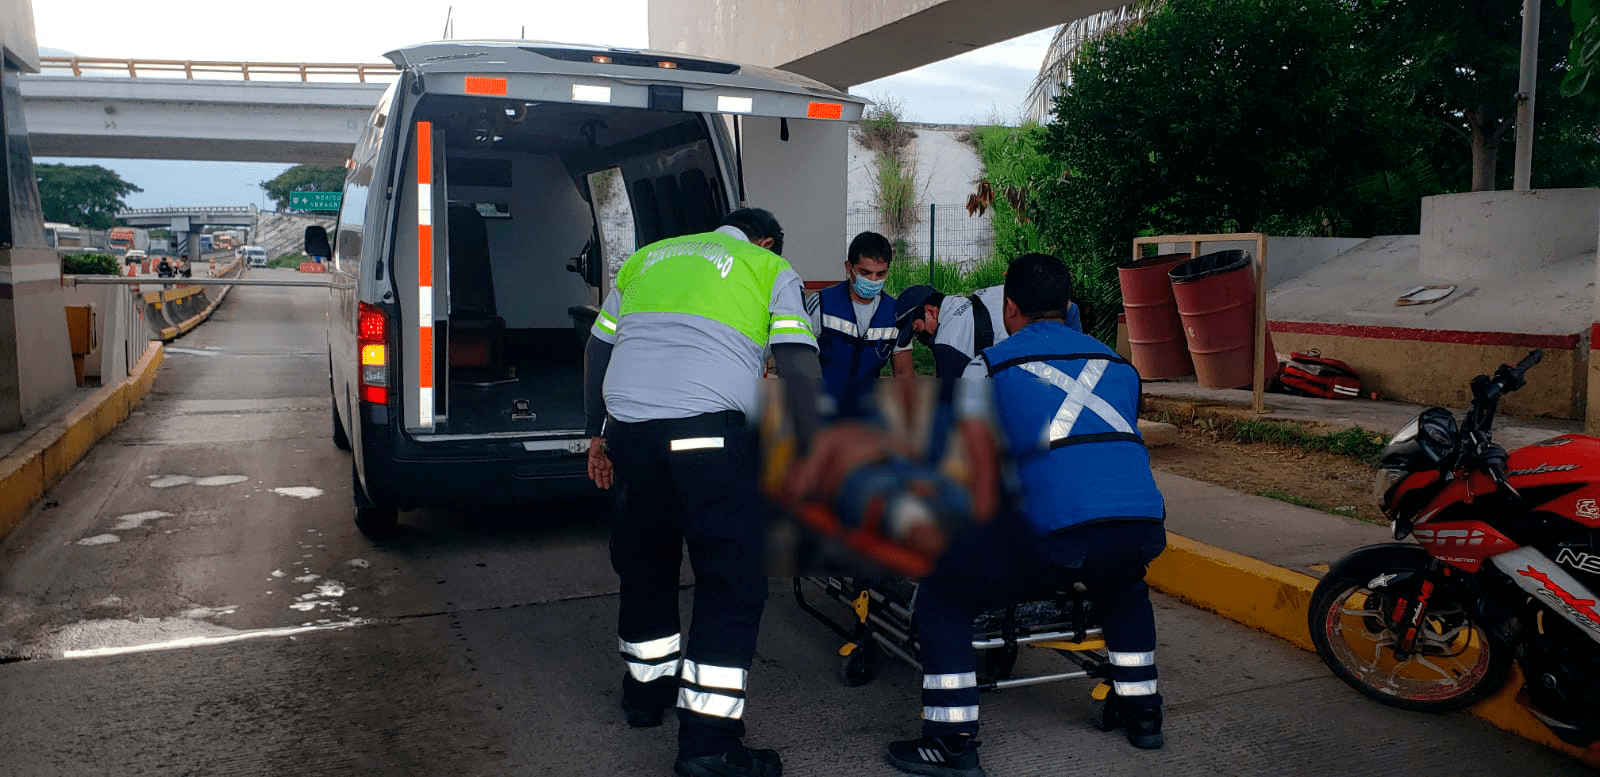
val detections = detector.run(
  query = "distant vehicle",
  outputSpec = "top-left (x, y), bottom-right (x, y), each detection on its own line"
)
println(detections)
top-left (242, 246), bottom-right (269, 267)
top-left (307, 40), bottom-right (865, 538)
top-left (199, 235), bottom-right (214, 252)
top-left (44, 222), bottom-right (83, 249)
top-left (214, 234), bottom-right (236, 250)
top-left (123, 249), bottom-right (147, 266)
top-left (108, 227), bottom-right (138, 254)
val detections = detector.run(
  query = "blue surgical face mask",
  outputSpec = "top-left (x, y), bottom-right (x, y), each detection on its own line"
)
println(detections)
top-left (852, 273), bottom-right (886, 299)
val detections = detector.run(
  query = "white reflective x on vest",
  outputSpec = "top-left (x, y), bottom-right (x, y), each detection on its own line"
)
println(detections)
top-left (1017, 360), bottom-right (1135, 447)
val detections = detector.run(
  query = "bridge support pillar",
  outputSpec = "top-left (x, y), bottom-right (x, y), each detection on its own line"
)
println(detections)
top-left (0, 68), bottom-right (77, 432)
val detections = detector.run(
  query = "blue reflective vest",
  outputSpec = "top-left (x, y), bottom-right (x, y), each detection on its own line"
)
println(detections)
top-left (980, 321), bottom-right (1165, 535)
top-left (817, 283), bottom-right (899, 415)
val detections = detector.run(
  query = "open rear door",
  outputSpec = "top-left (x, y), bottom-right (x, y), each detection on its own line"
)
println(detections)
top-left (736, 116), bottom-right (851, 286)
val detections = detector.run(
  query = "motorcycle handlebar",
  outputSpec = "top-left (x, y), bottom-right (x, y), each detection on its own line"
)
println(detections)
top-left (1514, 349), bottom-right (1543, 378)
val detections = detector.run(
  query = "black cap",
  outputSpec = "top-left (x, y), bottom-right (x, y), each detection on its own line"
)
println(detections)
top-left (893, 284), bottom-right (942, 348)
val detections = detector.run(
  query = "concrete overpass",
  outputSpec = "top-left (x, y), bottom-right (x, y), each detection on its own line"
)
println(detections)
top-left (19, 66), bottom-right (390, 165)
top-left (648, 0), bottom-right (1121, 88)
top-left (116, 205), bottom-right (259, 229)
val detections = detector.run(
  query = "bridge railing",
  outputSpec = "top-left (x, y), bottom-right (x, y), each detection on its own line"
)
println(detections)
top-left (117, 206), bottom-right (255, 216)
top-left (39, 57), bottom-right (399, 83)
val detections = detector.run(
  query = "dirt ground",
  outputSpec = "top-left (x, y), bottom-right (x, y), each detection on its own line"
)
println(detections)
top-left (1148, 425), bottom-right (1386, 525)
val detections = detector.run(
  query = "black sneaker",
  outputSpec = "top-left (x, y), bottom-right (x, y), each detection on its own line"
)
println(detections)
top-left (885, 734), bottom-right (985, 777)
top-left (1096, 698), bottom-right (1164, 749)
top-left (674, 745), bottom-right (782, 777)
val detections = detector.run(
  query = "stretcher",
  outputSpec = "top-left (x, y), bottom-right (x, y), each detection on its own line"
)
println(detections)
top-left (793, 575), bottom-right (1114, 697)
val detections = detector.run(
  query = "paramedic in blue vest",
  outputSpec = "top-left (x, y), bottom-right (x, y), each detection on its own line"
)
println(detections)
top-left (803, 232), bottom-right (915, 417)
top-left (893, 281), bottom-right (1082, 379)
top-left (885, 253), bottom-right (1168, 777)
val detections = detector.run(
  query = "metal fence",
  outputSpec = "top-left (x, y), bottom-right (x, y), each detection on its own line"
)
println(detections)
top-left (847, 203), bottom-right (995, 273)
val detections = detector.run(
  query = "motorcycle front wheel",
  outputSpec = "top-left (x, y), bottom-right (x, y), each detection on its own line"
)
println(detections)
top-left (1309, 570), bottom-right (1511, 712)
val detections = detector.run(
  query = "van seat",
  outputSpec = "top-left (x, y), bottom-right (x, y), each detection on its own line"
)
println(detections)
top-left (446, 206), bottom-right (505, 372)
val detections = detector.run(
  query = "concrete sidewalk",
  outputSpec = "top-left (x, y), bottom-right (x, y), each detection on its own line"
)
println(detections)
top-left (1140, 379), bottom-right (1599, 766)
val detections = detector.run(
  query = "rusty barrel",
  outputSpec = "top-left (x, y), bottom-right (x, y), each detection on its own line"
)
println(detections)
top-left (1169, 250), bottom-right (1277, 389)
top-left (1117, 252), bottom-right (1193, 379)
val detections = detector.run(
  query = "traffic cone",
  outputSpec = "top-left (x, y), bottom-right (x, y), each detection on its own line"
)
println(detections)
top-left (126, 261), bottom-right (138, 277)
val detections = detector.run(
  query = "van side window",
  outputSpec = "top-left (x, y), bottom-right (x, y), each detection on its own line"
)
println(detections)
top-left (335, 163), bottom-right (372, 275)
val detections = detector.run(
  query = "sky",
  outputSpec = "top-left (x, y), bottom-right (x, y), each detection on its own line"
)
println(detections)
top-left (30, 0), bottom-right (1057, 211)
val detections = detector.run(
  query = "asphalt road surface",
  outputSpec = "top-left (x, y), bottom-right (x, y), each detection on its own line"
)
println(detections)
top-left (0, 270), bottom-right (1587, 776)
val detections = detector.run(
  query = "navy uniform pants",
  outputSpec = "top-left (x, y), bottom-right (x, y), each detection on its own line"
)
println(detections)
top-left (607, 411), bottom-right (768, 759)
top-left (916, 519), bottom-right (1168, 737)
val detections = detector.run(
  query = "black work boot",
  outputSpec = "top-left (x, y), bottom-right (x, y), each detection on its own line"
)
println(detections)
top-left (1096, 696), bottom-right (1164, 749)
top-left (674, 744), bottom-right (782, 777)
top-left (620, 672), bottom-right (674, 728)
top-left (622, 697), bottom-right (667, 728)
top-left (885, 733), bottom-right (985, 777)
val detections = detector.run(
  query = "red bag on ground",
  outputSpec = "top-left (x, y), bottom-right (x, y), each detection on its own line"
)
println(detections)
top-left (1275, 351), bottom-right (1363, 399)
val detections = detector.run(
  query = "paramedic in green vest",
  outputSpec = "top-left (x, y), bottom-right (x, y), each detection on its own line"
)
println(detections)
top-left (584, 207), bottom-right (820, 777)
top-left (894, 282), bottom-right (1082, 379)
top-left (804, 231), bottom-right (915, 417)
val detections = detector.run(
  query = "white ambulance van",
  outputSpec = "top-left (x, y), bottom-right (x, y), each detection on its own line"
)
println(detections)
top-left (306, 40), bottom-right (864, 536)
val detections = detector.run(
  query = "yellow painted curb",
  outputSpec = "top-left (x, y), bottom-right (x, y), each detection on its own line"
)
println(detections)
top-left (1151, 531), bottom-right (1599, 766)
top-left (0, 342), bottom-right (163, 543)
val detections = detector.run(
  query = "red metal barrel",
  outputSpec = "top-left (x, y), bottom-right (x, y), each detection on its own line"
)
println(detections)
top-left (1169, 250), bottom-right (1277, 389)
top-left (1117, 252), bottom-right (1193, 379)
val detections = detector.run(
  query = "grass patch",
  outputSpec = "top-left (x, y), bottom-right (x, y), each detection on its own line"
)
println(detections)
top-left (269, 252), bottom-right (308, 269)
top-left (1257, 488), bottom-right (1364, 519)
top-left (1148, 410), bottom-right (1387, 465)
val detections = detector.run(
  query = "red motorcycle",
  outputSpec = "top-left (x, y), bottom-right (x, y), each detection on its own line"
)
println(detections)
top-left (1310, 350), bottom-right (1600, 757)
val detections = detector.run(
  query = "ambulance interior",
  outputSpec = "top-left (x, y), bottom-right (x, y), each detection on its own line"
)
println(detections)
top-left (405, 96), bottom-right (729, 437)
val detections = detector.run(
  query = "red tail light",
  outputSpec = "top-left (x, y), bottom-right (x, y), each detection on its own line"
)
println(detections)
top-left (358, 302), bottom-right (389, 405)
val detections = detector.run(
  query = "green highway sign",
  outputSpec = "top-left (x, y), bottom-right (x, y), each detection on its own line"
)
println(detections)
top-left (289, 191), bottom-right (342, 211)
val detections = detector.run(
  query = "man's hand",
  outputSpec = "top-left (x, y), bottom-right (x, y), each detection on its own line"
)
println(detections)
top-left (783, 423), bottom-right (914, 506)
top-left (587, 436), bottom-right (613, 490)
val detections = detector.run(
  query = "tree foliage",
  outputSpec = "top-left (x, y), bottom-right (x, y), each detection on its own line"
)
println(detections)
top-left (35, 164), bottom-right (143, 230)
top-left (259, 165), bottom-right (346, 211)
top-left (1025, 0), bottom-right (1600, 339)
top-left (1369, 0), bottom-right (1580, 191)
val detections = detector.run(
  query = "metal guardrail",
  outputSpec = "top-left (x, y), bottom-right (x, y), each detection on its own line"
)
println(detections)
top-left (39, 57), bottom-right (398, 83)
top-left (67, 276), bottom-right (336, 288)
top-left (118, 206), bottom-right (254, 214)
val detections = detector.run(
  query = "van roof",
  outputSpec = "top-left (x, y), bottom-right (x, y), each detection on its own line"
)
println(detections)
top-left (384, 40), bottom-right (866, 108)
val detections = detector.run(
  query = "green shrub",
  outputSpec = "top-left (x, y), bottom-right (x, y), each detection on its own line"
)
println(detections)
top-left (62, 252), bottom-right (120, 275)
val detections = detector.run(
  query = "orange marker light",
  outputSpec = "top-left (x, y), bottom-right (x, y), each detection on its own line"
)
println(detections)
top-left (592, 55), bottom-right (613, 64)
top-left (361, 344), bottom-right (386, 367)
top-left (806, 102), bottom-right (843, 120)
top-left (657, 60), bottom-right (679, 69)
top-left (464, 76), bottom-right (508, 95)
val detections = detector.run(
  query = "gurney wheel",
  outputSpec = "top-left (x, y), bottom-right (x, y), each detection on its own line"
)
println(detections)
top-left (841, 640), bottom-right (879, 687)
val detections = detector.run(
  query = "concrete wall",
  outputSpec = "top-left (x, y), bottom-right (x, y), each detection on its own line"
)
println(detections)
top-left (1, 68), bottom-right (75, 432)
top-left (253, 210), bottom-right (334, 265)
top-left (845, 122), bottom-right (993, 273)
top-left (1156, 236), bottom-right (1367, 290)
top-left (0, 0), bottom-right (38, 73)
top-left (1421, 189), bottom-right (1600, 280)
top-left (1269, 327), bottom-right (1584, 420)
top-left (649, 0), bottom-right (1118, 87)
